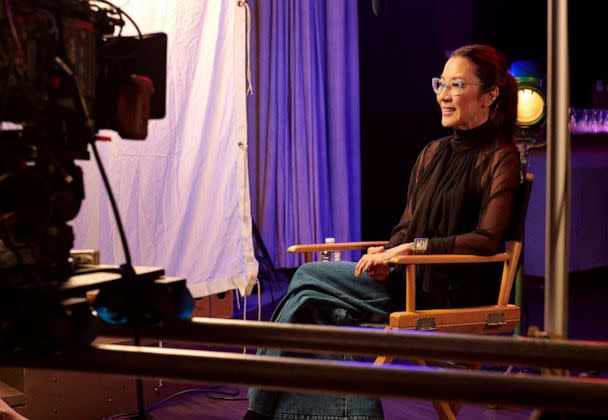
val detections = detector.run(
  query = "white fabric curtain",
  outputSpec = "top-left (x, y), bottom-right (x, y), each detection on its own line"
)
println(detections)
top-left (73, 0), bottom-right (258, 297)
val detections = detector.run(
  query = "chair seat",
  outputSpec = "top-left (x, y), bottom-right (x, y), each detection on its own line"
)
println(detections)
top-left (389, 304), bottom-right (520, 334)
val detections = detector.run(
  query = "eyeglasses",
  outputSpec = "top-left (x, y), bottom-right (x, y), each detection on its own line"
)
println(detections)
top-left (431, 77), bottom-right (485, 96)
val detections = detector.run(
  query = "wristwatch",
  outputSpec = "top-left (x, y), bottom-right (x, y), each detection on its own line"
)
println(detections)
top-left (412, 237), bottom-right (429, 255)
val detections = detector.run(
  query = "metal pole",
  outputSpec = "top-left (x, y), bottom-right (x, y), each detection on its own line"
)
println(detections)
top-left (98, 317), bottom-right (608, 370)
top-left (3, 344), bottom-right (608, 414)
top-left (545, 0), bottom-right (571, 337)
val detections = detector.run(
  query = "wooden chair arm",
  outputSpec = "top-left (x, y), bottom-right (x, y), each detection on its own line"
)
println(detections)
top-left (287, 241), bottom-right (388, 253)
top-left (389, 253), bottom-right (509, 265)
top-left (388, 252), bottom-right (510, 313)
top-left (288, 241), bottom-right (388, 264)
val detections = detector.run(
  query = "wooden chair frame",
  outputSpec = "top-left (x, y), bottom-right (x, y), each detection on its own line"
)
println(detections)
top-left (288, 173), bottom-right (533, 419)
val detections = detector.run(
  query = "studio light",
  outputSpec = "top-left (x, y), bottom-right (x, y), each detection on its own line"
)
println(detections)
top-left (517, 88), bottom-right (545, 127)
top-left (511, 60), bottom-right (546, 138)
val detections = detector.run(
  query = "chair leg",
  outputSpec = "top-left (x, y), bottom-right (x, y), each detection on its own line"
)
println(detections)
top-left (440, 363), bottom-right (480, 417)
top-left (375, 353), bottom-right (458, 418)
top-left (415, 360), bottom-right (459, 419)
top-left (374, 327), bottom-right (395, 365)
top-left (374, 355), bottom-right (394, 365)
top-left (449, 402), bottom-right (462, 416)
top-left (432, 401), bottom-right (457, 420)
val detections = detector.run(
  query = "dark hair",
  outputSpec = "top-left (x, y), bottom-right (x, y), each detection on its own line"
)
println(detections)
top-left (451, 44), bottom-right (518, 140)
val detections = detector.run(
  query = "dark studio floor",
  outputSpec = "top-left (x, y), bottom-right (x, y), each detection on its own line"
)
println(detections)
top-left (122, 266), bottom-right (608, 420)
top-left (148, 388), bottom-right (531, 420)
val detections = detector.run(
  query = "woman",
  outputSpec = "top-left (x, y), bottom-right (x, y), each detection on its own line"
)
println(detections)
top-left (245, 44), bottom-right (521, 420)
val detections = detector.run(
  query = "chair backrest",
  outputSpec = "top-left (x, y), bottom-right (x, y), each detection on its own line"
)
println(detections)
top-left (506, 172), bottom-right (534, 242)
top-left (497, 172), bottom-right (533, 306)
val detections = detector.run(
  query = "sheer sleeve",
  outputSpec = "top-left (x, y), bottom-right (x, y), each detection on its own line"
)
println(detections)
top-left (427, 145), bottom-right (521, 255)
top-left (386, 141), bottom-right (439, 249)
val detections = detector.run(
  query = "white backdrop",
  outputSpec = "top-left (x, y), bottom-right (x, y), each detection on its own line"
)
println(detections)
top-left (73, 0), bottom-right (258, 297)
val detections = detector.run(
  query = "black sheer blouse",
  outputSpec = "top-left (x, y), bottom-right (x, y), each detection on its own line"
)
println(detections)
top-left (386, 120), bottom-right (521, 310)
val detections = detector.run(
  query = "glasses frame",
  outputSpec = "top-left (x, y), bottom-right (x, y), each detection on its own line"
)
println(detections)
top-left (432, 77), bottom-right (486, 96)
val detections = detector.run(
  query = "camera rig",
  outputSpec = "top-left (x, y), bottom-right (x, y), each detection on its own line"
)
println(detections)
top-left (0, 0), bottom-right (189, 354)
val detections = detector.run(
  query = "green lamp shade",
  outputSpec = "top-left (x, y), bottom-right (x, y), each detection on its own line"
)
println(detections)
top-left (517, 87), bottom-right (545, 127)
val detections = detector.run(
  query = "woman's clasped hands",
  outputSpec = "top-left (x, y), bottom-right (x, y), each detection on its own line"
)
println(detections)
top-left (354, 243), bottom-right (414, 280)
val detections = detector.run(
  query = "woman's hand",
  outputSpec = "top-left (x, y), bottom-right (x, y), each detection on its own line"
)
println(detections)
top-left (366, 246), bottom-right (385, 254)
top-left (354, 242), bottom-right (415, 280)
top-left (366, 262), bottom-right (391, 281)
top-left (354, 252), bottom-right (391, 280)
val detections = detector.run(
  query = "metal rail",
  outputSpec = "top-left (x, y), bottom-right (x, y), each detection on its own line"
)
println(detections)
top-left (2, 343), bottom-right (608, 414)
top-left (98, 317), bottom-right (608, 370)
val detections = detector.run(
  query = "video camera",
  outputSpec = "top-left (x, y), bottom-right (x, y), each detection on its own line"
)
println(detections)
top-left (0, 0), bottom-right (181, 351)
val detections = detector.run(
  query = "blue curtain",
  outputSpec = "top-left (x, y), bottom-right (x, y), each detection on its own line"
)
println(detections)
top-left (247, 0), bottom-right (361, 268)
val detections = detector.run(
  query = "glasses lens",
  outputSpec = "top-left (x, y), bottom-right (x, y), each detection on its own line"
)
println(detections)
top-left (450, 81), bottom-right (463, 96)
top-left (432, 78), bottom-right (442, 94)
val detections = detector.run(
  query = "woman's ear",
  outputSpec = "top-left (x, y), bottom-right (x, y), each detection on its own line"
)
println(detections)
top-left (486, 86), bottom-right (500, 106)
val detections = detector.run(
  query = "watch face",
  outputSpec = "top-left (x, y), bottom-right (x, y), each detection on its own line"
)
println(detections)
top-left (414, 238), bottom-right (428, 253)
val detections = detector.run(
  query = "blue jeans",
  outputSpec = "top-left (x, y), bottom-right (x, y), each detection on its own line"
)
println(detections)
top-left (248, 262), bottom-right (392, 420)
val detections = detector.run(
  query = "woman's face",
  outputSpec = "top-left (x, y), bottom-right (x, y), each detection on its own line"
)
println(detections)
top-left (436, 56), bottom-right (495, 130)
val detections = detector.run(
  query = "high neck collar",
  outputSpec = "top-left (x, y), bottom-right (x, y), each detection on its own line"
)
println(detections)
top-left (451, 119), bottom-right (494, 152)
